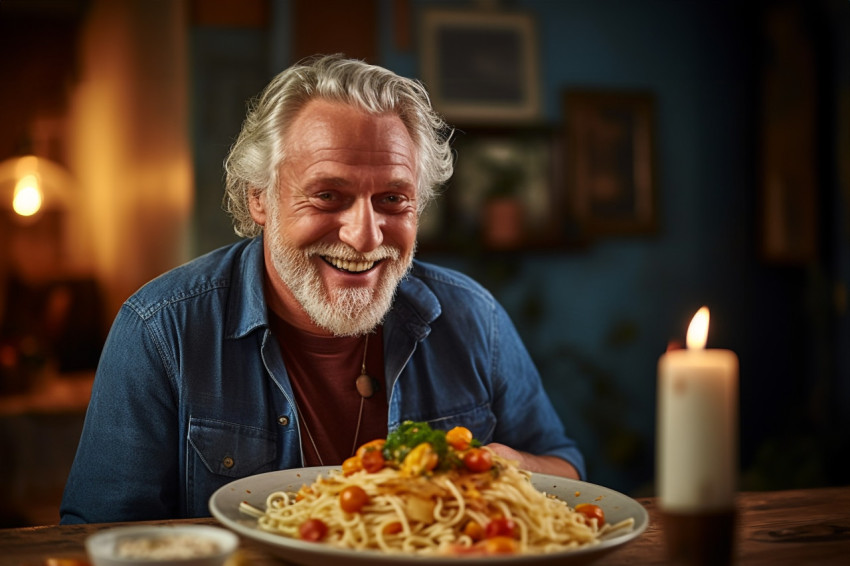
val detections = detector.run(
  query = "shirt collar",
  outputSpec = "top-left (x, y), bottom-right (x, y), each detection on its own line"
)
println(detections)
top-left (389, 261), bottom-right (442, 340)
top-left (226, 236), bottom-right (269, 339)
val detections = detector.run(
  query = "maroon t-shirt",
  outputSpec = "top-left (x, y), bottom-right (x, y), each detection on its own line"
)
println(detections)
top-left (269, 314), bottom-right (388, 466)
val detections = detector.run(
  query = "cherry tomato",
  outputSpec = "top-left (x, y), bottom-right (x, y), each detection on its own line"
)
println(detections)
top-left (462, 520), bottom-right (485, 541)
top-left (339, 485), bottom-right (370, 513)
top-left (463, 448), bottom-right (493, 473)
top-left (342, 456), bottom-right (363, 476)
top-left (356, 439), bottom-right (386, 459)
top-left (361, 447), bottom-right (385, 473)
top-left (299, 518), bottom-right (328, 541)
top-left (485, 517), bottom-right (517, 539)
top-left (382, 521), bottom-right (404, 535)
top-left (575, 503), bottom-right (605, 526)
top-left (482, 536), bottom-right (518, 554)
top-left (446, 426), bottom-right (473, 450)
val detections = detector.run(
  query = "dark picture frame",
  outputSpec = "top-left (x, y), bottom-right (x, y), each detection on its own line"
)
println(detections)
top-left (418, 128), bottom-right (572, 252)
top-left (564, 90), bottom-right (657, 236)
top-left (757, 1), bottom-right (818, 264)
top-left (420, 9), bottom-right (540, 124)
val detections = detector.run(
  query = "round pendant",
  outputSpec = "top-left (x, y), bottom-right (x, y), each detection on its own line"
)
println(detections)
top-left (355, 373), bottom-right (375, 398)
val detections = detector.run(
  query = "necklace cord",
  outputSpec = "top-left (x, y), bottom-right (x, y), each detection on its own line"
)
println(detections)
top-left (350, 334), bottom-right (369, 456)
top-left (297, 334), bottom-right (371, 466)
top-left (296, 404), bottom-right (324, 466)
top-left (360, 332), bottom-right (368, 373)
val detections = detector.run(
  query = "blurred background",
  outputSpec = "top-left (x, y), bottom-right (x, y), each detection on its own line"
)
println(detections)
top-left (0, 0), bottom-right (848, 527)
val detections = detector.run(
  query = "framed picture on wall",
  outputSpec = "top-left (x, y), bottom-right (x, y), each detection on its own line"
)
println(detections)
top-left (757, 1), bottom-right (818, 264)
top-left (420, 9), bottom-right (540, 124)
top-left (418, 128), bottom-right (576, 252)
top-left (564, 90), bottom-right (657, 236)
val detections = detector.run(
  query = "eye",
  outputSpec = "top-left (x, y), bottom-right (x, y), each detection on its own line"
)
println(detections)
top-left (375, 192), bottom-right (414, 213)
top-left (310, 190), bottom-right (346, 210)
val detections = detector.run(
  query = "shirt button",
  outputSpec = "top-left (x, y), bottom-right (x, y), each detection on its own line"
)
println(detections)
top-left (223, 456), bottom-right (234, 469)
top-left (278, 415), bottom-right (290, 426)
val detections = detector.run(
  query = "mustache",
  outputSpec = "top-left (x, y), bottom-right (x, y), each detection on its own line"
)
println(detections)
top-left (304, 242), bottom-right (401, 262)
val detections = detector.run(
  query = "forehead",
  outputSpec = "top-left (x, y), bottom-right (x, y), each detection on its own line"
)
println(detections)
top-left (284, 99), bottom-right (418, 171)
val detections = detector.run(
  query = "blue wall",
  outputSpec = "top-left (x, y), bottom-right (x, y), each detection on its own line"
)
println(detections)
top-left (387, 0), bottom-right (849, 494)
top-left (191, 0), bottom-right (850, 495)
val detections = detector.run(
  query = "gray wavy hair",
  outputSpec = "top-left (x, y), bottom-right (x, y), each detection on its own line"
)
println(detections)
top-left (223, 54), bottom-right (454, 238)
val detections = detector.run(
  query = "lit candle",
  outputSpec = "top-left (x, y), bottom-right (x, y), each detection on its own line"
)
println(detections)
top-left (657, 306), bottom-right (739, 512)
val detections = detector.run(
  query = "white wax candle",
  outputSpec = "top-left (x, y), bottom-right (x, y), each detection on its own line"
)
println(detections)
top-left (657, 307), bottom-right (739, 512)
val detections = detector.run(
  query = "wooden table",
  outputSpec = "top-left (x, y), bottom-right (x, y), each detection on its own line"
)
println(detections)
top-left (1, 486), bottom-right (848, 565)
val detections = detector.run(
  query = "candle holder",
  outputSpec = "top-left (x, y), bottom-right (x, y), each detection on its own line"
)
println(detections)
top-left (660, 507), bottom-right (737, 565)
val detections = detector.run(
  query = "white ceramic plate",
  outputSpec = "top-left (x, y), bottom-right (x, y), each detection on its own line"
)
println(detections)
top-left (209, 466), bottom-right (648, 566)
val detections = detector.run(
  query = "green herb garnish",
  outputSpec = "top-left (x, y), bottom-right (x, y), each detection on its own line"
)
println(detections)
top-left (384, 421), bottom-right (448, 466)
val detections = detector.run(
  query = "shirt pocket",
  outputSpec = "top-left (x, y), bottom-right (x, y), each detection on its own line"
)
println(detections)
top-left (187, 417), bottom-right (277, 516)
top-left (189, 417), bottom-right (277, 477)
top-left (422, 402), bottom-right (497, 444)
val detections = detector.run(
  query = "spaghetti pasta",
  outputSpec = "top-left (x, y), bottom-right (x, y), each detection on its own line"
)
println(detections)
top-left (240, 421), bottom-right (634, 556)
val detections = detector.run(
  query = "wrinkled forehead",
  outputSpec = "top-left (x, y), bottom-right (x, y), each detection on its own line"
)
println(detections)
top-left (283, 99), bottom-right (419, 176)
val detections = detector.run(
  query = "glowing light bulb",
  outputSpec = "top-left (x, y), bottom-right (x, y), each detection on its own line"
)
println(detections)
top-left (13, 174), bottom-right (43, 216)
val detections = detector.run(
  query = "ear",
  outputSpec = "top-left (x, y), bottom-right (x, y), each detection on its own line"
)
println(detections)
top-left (248, 186), bottom-right (268, 226)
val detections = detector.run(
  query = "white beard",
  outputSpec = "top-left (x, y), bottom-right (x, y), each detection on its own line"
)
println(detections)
top-left (265, 200), bottom-right (413, 337)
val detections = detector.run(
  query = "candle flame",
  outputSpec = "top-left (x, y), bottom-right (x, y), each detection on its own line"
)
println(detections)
top-left (686, 306), bottom-right (710, 350)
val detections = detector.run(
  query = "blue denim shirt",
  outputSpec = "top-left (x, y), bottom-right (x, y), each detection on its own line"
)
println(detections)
top-left (60, 237), bottom-right (584, 523)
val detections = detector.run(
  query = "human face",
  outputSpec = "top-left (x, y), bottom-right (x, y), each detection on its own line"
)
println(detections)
top-left (250, 99), bottom-right (419, 336)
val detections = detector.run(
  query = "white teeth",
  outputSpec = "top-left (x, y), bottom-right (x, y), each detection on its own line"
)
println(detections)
top-left (326, 257), bottom-right (375, 273)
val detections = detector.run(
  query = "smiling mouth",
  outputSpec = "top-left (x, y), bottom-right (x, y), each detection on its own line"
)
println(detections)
top-left (321, 256), bottom-right (379, 274)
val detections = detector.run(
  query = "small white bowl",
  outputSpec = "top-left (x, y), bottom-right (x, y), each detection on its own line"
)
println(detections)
top-left (85, 524), bottom-right (239, 566)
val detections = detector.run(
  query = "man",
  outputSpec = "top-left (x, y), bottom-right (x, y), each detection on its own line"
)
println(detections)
top-left (60, 55), bottom-right (584, 524)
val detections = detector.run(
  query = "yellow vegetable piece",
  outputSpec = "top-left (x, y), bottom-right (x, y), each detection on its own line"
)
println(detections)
top-left (400, 442), bottom-right (438, 477)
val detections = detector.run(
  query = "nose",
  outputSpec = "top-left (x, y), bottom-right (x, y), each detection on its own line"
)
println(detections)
top-left (338, 197), bottom-right (383, 252)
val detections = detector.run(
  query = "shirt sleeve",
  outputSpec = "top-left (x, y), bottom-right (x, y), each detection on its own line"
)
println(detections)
top-left (59, 303), bottom-right (179, 523)
top-left (488, 302), bottom-right (587, 479)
